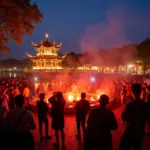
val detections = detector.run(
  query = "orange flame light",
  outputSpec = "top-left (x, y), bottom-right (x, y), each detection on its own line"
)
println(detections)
top-left (68, 95), bottom-right (74, 102)
top-left (77, 96), bottom-right (80, 101)
top-left (97, 91), bottom-right (105, 99)
top-left (90, 96), bottom-right (95, 101)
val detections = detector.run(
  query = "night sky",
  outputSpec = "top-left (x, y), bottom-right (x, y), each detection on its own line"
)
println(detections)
top-left (3, 0), bottom-right (150, 59)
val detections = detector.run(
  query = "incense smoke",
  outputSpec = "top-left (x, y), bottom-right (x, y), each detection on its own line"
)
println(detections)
top-left (33, 4), bottom-right (150, 101)
top-left (79, 4), bottom-right (150, 66)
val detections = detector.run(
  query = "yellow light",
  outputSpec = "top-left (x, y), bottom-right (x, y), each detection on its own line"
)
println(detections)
top-left (128, 64), bottom-right (134, 68)
top-left (45, 34), bottom-right (49, 38)
top-left (90, 96), bottom-right (95, 101)
top-left (34, 77), bottom-right (38, 81)
top-left (68, 95), bottom-right (74, 102)
top-left (77, 96), bottom-right (80, 101)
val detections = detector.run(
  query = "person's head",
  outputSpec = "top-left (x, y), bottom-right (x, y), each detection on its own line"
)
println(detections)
top-left (15, 95), bottom-right (24, 107)
top-left (39, 93), bottom-right (45, 100)
top-left (131, 84), bottom-right (142, 98)
top-left (99, 94), bottom-right (109, 107)
top-left (0, 98), bottom-right (4, 106)
top-left (57, 92), bottom-right (62, 98)
top-left (57, 92), bottom-right (63, 101)
top-left (81, 92), bottom-right (86, 99)
top-left (53, 92), bottom-right (57, 96)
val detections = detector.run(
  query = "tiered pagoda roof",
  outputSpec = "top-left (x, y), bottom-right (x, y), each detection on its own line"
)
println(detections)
top-left (27, 34), bottom-right (66, 60)
top-left (32, 34), bottom-right (62, 52)
top-left (26, 53), bottom-right (66, 60)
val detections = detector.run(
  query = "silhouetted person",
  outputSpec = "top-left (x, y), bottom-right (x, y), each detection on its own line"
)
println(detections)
top-left (49, 92), bottom-right (66, 148)
top-left (141, 87), bottom-right (147, 102)
top-left (120, 85), bottom-right (127, 105)
top-left (145, 85), bottom-right (150, 136)
top-left (0, 98), bottom-right (7, 133)
top-left (8, 89), bottom-right (15, 109)
top-left (75, 92), bottom-right (90, 140)
top-left (119, 84), bottom-right (150, 150)
top-left (37, 93), bottom-right (52, 141)
top-left (4, 95), bottom-right (36, 150)
top-left (84, 94), bottom-right (118, 150)
top-left (23, 84), bottom-right (30, 108)
top-left (48, 92), bottom-right (57, 105)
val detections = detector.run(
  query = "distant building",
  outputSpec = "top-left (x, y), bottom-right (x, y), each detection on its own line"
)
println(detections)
top-left (27, 34), bottom-right (66, 70)
top-left (25, 34), bottom-right (143, 74)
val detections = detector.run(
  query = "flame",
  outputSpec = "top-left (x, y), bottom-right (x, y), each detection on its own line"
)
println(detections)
top-left (77, 96), bottom-right (80, 101)
top-left (97, 95), bottom-right (99, 99)
top-left (97, 91), bottom-right (105, 99)
top-left (90, 96), bottom-right (95, 101)
top-left (68, 95), bottom-right (74, 102)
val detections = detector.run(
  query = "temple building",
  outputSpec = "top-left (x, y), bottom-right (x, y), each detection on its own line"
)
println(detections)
top-left (25, 34), bottom-right (143, 74)
top-left (27, 34), bottom-right (66, 70)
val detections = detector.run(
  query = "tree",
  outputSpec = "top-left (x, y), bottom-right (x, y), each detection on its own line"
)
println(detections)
top-left (62, 52), bottom-right (79, 68)
top-left (0, 0), bottom-right (42, 52)
top-left (137, 38), bottom-right (150, 74)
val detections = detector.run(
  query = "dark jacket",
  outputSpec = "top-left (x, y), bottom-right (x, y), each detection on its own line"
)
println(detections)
top-left (49, 97), bottom-right (66, 130)
top-left (122, 99), bottom-right (150, 140)
top-left (37, 100), bottom-right (49, 119)
top-left (75, 99), bottom-right (90, 117)
top-left (84, 107), bottom-right (118, 150)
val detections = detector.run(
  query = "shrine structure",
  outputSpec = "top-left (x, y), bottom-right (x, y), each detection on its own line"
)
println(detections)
top-left (25, 34), bottom-right (143, 74)
top-left (27, 34), bottom-right (66, 70)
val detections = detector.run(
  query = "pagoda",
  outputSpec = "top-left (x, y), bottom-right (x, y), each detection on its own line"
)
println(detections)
top-left (27, 34), bottom-right (66, 70)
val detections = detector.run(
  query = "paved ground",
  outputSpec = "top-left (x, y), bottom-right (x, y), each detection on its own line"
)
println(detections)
top-left (32, 106), bottom-right (150, 150)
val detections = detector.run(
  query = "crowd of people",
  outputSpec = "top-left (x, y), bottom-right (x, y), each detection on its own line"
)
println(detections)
top-left (0, 77), bottom-right (150, 150)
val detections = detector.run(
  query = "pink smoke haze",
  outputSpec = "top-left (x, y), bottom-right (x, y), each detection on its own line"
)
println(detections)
top-left (79, 4), bottom-right (150, 66)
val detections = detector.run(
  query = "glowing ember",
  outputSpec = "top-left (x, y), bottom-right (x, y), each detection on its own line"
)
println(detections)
top-left (90, 96), bottom-right (95, 101)
top-left (68, 95), bottom-right (74, 102)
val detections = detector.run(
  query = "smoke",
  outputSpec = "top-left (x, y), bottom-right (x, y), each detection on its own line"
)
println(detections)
top-left (34, 71), bottom-right (134, 104)
top-left (32, 4), bottom-right (150, 101)
top-left (79, 4), bottom-right (150, 66)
